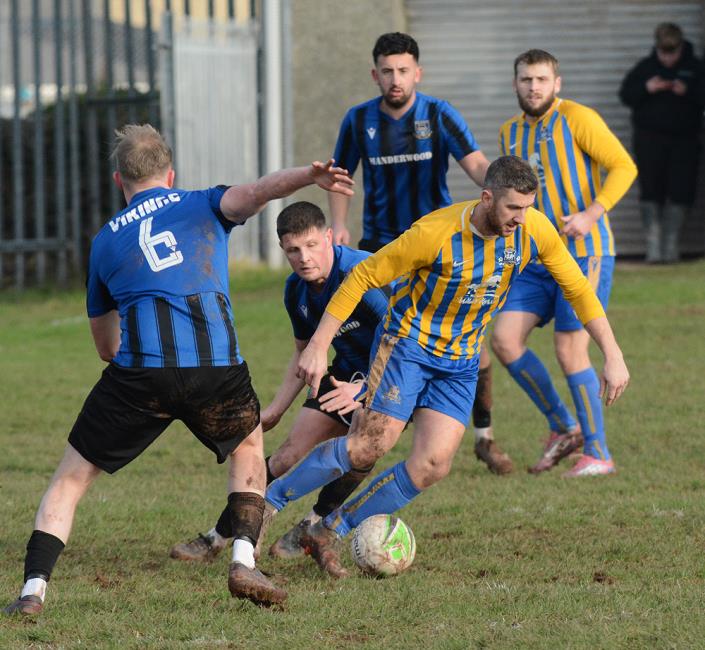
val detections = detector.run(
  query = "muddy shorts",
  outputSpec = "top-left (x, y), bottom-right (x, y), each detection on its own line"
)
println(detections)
top-left (68, 362), bottom-right (260, 474)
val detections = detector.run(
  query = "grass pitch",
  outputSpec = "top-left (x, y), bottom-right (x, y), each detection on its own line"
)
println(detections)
top-left (1, 260), bottom-right (704, 649)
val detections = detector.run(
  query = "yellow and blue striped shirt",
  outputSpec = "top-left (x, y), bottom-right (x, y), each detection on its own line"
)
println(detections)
top-left (499, 98), bottom-right (636, 258)
top-left (326, 200), bottom-right (605, 360)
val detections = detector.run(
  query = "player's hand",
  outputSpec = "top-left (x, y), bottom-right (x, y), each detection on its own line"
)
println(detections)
top-left (332, 224), bottom-right (351, 246)
top-left (671, 79), bottom-right (687, 96)
top-left (260, 406), bottom-right (281, 432)
top-left (560, 210), bottom-right (596, 239)
top-left (319, 377), bottom-right (364, 415)
top-left (600, 355), bottom-right (630, 406)
top-left (309, 159), bottom-right (355, 196)
top-left (296, 341), bottom-right (329, 398)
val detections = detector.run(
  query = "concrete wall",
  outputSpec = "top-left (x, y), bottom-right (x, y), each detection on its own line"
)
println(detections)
top-left (289, 0), bottom-right (406, 243)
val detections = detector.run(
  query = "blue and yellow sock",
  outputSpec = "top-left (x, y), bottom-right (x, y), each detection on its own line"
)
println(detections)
top-left (567, 367), bottom-right (610, 460)
top-left (506, 349), bottom-right (577, 432)
top-left (266, 436), bottom-right (351, 511)
top-left (324, 462), bottom-right (421, 537)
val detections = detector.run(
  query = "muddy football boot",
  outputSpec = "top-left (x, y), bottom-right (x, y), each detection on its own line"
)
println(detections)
top-left (474, 438), bottom-right (514, 475)
top-left (269, 518), bottom-right (310, 559)
top-left (228, 562), bottom-right (287, 606)
top-left (300, 520), bottom-right (349, 579)
top-left (528, 428), bottom-right (584, 474)
top-left (3, 595), bottom-right (43, 616)
top-left (170, 533), bottom-right (227, 562)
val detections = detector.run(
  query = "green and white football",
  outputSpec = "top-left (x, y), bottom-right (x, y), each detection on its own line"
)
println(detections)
top-left (351, 514), bottom-right (416, 577)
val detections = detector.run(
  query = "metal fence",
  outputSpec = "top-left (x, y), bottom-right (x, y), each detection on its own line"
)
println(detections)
top-left (0, 0), bottom-right (260, 290)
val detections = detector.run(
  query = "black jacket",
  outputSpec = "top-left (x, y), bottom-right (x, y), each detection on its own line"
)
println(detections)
top-left (619, 40), bottom-right (705, 135)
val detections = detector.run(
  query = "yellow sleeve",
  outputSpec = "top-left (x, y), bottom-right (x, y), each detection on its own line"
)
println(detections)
top-left (326, 211), bottom-right (453, 323)
top-left (565, 103), bottom-right (637, 212)
top-left (529, 210), bottom-right (606, 324)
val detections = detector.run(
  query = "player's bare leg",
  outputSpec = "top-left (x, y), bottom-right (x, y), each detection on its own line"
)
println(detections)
top-left (226, 424), bottom-right (287, 606)
top-left (305, 408), bottom-right (466, 578)
top-left (170, 408), bottom-right (347, 562)
top-left (472, 346), bottom-right (513, 475)
top-left (301, 409), bottom-right (405, 578)
top-left (4, 444), bottom-right (102, 616)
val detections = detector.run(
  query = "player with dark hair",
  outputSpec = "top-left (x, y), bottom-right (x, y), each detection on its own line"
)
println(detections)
top-left (493, 50), bottom-right (637, 476)
top-left (329, 31), bottom-right (509, 475)
top-left (3, 125), bottom-right (354, 615)
top-left (170, 200), bottom-right (389, 565)
top-left (275, 155), bottom-right (630, 578)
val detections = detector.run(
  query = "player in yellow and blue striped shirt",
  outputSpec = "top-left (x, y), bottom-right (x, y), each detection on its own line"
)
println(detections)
top-left (493, 50), bottom-right (637, 477)
top-left (270, 156), bottom-right (629, 577)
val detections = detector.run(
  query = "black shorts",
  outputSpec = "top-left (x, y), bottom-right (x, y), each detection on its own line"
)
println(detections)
top-left (68, 362), bottom-right (260, 474)
top-left (302, 369), bottom-right (362, 427)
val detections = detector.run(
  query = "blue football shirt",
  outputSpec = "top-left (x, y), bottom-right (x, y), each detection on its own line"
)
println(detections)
top-left (86, 185), bottom-right (243, 368)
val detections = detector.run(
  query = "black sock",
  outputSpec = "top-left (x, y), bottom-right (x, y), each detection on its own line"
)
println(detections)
top-left (24, 530), bottom-right (65, 582)
top-left (472, 366), bottom-right (492, 429)
top-left (312, 464), bottom-right (375, 518)
top-left (214, 504), bottom-right (233, 538)
top-left (265, 455), bottom-right (276, 486)
top-left (227, 492), bottom-right (265, 546)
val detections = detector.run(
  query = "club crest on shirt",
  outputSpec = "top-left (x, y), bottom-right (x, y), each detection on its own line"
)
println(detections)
top-left (538, 126), bottom-right (553, 143)
top-left (502, 247), bottom-right (520, 266)
top-left (299, 304), bottom-right (308, 318)
top-left (414, 120), bottom-right (432, 139)
top-left (367, 127), bottom-right (377, 140)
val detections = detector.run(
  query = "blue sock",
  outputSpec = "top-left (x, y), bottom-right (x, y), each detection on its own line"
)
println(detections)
top-left (567, 367), bottom-right (610, 461)
top-left (506, 349), bottom-right (577, 432)
top-left (265, 437), bottom-right (351, 511)
top-left (324, 462), bottom-right (421, 537)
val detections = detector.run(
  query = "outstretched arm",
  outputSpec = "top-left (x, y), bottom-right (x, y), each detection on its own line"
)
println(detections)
top-left (219, 160), bottom-right (354, 224)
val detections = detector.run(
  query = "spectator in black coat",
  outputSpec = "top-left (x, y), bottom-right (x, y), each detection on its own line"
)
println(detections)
top-left (620, 23), bottom-right (705, 263)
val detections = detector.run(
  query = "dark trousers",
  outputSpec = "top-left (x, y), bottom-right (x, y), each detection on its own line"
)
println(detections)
top-left (633, 128), bottom-right (700, 205)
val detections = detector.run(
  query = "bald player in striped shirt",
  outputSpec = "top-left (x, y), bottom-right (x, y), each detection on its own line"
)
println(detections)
top-left (493, 49), bottom-right (637, 477)
top-left (273, 155), bottom-right (629, 578)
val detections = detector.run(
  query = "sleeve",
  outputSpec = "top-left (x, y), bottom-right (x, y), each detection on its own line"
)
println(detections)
top-left (439, 101), bottom-right (480, 160)
top-left (618, 60), bottom-right (651, 108)
top-left (204, 185), bottom-right (234, 232)
top-left (359, 286), bottom-right (389, 323)
top-left (284, 278), bottom-right (314, 341)
top-left (326, 214), bottom-right (450, 323)
top-left (332, 110), bottom-right (361, 177)
top-left (531, 212), bottom-right (605, 324)
top-left (85, 241), bottom-right (117, 317)
top-left (568, 105), bottom-right (637, 212)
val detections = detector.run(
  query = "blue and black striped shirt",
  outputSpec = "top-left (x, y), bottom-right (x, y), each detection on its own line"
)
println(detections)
top-left (87, 185), bottom-right (243, 368)
top-left (284, 245), bottom-right (388, 378)
top-left (332, 92), bottom-right (480, 245)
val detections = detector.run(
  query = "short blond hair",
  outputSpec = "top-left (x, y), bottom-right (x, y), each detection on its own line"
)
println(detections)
top-left (111, 124), bottom-right (172, 184)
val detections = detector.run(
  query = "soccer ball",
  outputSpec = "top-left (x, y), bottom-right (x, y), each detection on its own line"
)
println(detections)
top-left (351, 514), bottom-right (416, 577)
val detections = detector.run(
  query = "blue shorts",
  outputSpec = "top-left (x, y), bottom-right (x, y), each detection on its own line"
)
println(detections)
top-left (501, 256), bottom-right (614, 332)
top-left (365, 331), bottom-right (479, 426)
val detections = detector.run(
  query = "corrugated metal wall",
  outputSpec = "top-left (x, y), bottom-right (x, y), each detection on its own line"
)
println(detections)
top-left (170, 17), bottom-right (260, 262)
top-left (407, 0), bottom-right (705, 256)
